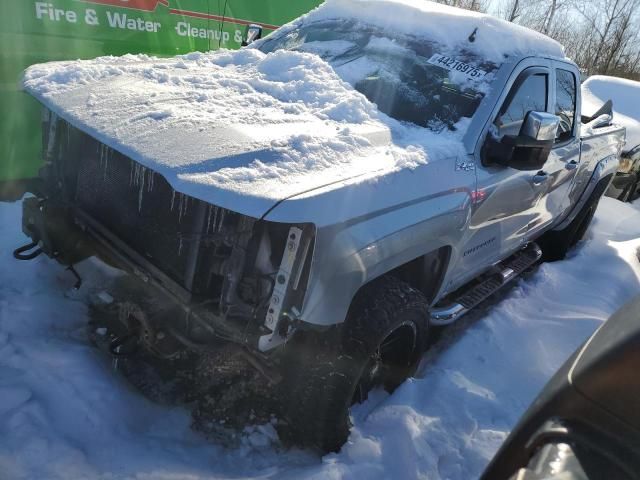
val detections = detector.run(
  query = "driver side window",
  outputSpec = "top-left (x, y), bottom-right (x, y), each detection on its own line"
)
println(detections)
top-left (494, 73), bottom-right (548, 137)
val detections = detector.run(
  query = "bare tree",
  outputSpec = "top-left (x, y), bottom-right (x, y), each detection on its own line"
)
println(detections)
top-left (541, 0), bottom-right (563, 34)
top-left (571, 0), bottom-right (640, 77)
top-left (506, 0), bottom-right (521, 21)
top-left (498, 0), bottom-right (562, 30)
top-left (437, 0), bottom-right (640, 80)
top-left (432, 0), bottom-right (488, 13)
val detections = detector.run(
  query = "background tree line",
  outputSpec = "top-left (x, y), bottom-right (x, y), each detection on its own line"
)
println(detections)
top-left (435, 0), bottom-right (640, 80)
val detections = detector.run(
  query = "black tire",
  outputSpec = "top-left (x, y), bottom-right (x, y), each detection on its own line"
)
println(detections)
top-left (277, 276), bottom-right (430, 452)
top-left (538, 177), bottom-right (610, 262)
top-left (628, 175), bottom-right (640, 202)
top-left (619, 173), bottom-right (637, 202)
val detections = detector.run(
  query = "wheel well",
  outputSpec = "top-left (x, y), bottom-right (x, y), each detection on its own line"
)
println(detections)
top-left (310, 246), bottom-right (452, 333)
top-left (385, 246), bottom-right (451, 304)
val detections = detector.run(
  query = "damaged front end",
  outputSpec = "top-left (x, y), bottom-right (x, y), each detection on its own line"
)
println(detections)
top-left (17, 110), bottom-right (315, 422)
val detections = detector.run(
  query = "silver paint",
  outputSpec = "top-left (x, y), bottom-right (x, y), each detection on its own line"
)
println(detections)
top-left (262, 55), bottom-right (625, 334)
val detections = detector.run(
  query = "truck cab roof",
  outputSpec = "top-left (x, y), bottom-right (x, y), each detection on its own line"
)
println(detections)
top-left (290, 0), bottom-right (567, 63)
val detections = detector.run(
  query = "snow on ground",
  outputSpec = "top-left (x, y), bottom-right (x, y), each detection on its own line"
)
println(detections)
top-left (1, 196), bottom-right (639, 480)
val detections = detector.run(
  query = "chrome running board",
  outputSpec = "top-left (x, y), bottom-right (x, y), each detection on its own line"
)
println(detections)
top-left (431, 243), bottom-right (542, 326)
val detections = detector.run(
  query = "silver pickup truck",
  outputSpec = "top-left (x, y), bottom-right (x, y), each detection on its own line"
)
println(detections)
top-left (16, 0), bottom-right (624, 452)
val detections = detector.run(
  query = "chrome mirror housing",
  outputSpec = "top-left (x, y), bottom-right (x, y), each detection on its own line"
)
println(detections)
top-left (483, 111), bottom-right (560, 171)
top-left (521, 111), bottom-right (561, 142)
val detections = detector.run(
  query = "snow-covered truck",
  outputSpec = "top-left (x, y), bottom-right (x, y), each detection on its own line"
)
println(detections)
top-left (15, 0), bottom-right (624, 451)
top-left (582, 75), bottom-right (640, 202)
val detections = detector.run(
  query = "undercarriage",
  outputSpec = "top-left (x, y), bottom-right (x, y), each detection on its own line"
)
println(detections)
top-left (88, 275), bottom-right (281, 436)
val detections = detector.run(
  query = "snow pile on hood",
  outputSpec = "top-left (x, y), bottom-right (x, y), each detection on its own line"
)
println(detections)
top-left (1, 197), bottom-right (639, 479)
top-left (582, 75), bottom-right (640, 150)
top-left (22, 48), bottom-right (464, 218)
top-left (288, 0), bottom-right (565, 63)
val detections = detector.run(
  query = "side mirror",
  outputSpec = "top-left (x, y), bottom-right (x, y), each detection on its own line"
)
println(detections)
top-left (483, 111), bottom-right (560, 171)
top-left (241, 24), bottom-right (263, 47)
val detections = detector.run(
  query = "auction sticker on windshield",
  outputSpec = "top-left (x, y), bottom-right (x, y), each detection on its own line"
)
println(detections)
top-left (427, 54), bottom-right (487, 79)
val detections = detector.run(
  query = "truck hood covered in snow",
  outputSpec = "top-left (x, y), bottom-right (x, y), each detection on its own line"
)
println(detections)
top-left (23, 49), bottom-right (465, 219)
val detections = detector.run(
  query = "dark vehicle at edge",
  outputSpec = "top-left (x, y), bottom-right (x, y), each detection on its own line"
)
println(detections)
top-left (482, 295), bottom-right (640, 480)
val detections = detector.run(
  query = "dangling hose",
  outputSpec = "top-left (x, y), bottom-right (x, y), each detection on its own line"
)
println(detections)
top-left (13, 242), bottom-right (43, 261)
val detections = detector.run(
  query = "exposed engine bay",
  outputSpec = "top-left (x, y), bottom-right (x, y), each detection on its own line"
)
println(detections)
top-left (16, 110), bottom-right (316, 428)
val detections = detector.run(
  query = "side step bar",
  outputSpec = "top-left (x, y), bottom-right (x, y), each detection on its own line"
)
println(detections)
top-left (430, 243), bottom-right (542, 326)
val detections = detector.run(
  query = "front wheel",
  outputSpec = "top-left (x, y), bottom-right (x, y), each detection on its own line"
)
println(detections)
top-left (277, 276), bottom-right (430, 452)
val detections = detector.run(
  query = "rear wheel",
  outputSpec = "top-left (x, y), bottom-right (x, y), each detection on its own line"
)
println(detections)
top-left (278, 276), bottom-right (430, 452)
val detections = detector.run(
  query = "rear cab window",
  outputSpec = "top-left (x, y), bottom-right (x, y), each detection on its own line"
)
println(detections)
top-left (555, 69), bottom-right (577, 142)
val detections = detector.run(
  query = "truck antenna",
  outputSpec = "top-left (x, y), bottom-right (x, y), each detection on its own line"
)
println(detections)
top-left (468, 27), bottom-right (478, 43)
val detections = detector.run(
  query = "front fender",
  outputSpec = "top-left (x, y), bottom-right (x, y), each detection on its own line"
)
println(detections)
top-left (299, 190), bottom-right (471, 327)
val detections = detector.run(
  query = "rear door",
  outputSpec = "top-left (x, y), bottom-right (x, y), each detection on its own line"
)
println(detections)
top-left (531, 65), bottom-right (580, 236)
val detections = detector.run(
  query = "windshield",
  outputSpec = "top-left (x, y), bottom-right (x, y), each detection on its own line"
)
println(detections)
top-left (257, 19), bottom-right (498, 132)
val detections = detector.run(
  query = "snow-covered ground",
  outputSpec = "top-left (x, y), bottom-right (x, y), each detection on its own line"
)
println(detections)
top-left (1, 196), bottom-right (639, 480)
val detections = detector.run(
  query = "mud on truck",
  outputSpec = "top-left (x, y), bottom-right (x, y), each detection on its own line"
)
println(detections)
top-left (16, 0), bottom-right (624, 452)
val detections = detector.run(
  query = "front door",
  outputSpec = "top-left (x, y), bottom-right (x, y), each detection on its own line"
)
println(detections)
top-left (452, 67), bottom-right (551, 289)
top-left (532, 66), bottom-right (580, 237)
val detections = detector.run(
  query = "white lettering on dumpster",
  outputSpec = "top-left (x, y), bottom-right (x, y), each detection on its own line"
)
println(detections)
top-left (35, 2), bottom-right (78, 23)
top-left (106, 11), bottom-right (160, 32)
top-left (32, 1), bottom-right (245, 45)
top-left (175, 21), bottom-right (230, 44)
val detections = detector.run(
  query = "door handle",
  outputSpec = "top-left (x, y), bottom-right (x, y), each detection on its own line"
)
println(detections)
top-left (532, 171), bottom-right (549, 185)
top-left (565, 160), bottom-right (579, 171)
